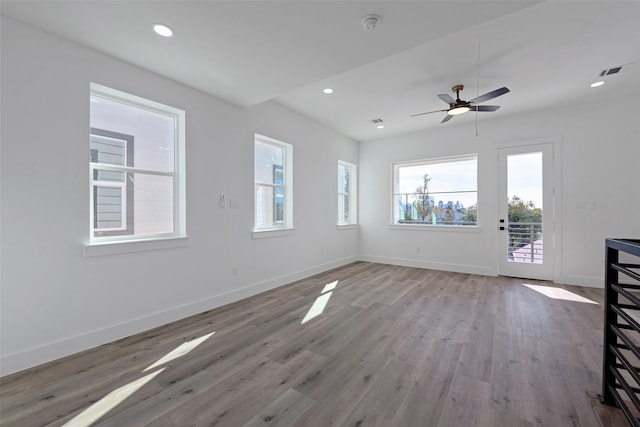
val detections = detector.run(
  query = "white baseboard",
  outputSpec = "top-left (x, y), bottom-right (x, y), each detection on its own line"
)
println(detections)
top-left (358, 254), bottom-right (495, 277)
top-left (0, 255), bottom-right (358, 377)
top-left (1, 255), bottom-right (603, 376)
top-left (556, 274), bottom-right (603, 288)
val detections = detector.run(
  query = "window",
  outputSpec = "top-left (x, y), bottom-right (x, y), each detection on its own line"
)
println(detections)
top-left (338, 161), bottom-right (357, 225)
top-left (254, 134), bottom-right (292, 231)
top-left (89, 83), bottom-right (185, 244)
top-left (393, 155), bottom-right (477, 226)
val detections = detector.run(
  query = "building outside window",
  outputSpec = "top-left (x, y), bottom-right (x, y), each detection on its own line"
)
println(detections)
top-left (338, 161), bottom-right (357, 225)
top-left (254, 134), bottom-right (293, 231)
top-left (90, 129), bottom-right (134, 235)
top-left (89, 83), bottom-right (186, 244)
top-left (393, 155), bottom-right (478, 226)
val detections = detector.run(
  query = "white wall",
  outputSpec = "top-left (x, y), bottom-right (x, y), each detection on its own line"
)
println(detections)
top-left (0, 17), bottom-right (359, 375)
top-left (359, 99), bottom-right (640, 286)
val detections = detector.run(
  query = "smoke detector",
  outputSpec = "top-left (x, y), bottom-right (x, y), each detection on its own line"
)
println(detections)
top-left (361, 14), bottom-right (381, 31)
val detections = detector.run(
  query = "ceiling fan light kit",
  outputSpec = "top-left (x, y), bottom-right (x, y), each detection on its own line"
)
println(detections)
top-left (448, 106), bottom-right (470, 116)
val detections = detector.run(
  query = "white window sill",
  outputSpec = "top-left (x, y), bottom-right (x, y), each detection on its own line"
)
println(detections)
top-left (389, 224), bottom-right (481, 233)
top-left (337, 224), bottom-right (359, 230)
top-left (84, 236), bottom-right (190, 257)
top-left (252, 228), bottom-right (295, 239)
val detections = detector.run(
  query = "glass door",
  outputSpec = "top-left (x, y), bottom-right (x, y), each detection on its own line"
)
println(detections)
top-left (497, 143), bottom-right (554, 280)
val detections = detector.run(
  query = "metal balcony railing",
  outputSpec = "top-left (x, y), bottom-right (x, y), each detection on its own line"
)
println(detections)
top-left (508, 221), bottom-right (543, 263)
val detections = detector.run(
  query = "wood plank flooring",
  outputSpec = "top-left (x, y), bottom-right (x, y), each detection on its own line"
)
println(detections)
top-left (0, 262), bottom-right (630, 426)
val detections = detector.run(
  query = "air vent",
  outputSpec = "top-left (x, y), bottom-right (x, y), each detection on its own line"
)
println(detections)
top-left (371, 118), bottom-right (383, 124)
top-left (599, 66), bottom-right (623, 76)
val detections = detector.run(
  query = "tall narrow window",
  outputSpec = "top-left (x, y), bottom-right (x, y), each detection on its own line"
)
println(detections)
top-left (254, 134), bottom-right (293, 231)
top-left (89, 83), bottom-right (186, 243)
top-left (338, 161), bottom-right (357, 225)
top-left (393, 155), bottom-right (477, 226)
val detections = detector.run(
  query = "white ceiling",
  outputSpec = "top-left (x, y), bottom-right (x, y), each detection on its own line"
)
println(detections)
top-left (2, 1), bottom-right (639, 141)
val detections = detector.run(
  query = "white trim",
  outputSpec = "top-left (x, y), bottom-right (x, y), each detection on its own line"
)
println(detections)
top-left (3, 254), bottom-right (606, 376)
top-left (392, 153), bottom-right (478, 168)
top-left (89, 163), bottom-right (174, 176)
top-left (388, 224), bottom-right (481, 233)
top-left (358, 254), bottom-right (494, 276)
top-left (557, 274), bottom-right (603, 288)
top-left (255, 182), bottom-right (284, 189)
top-left (337, 224), bottom-right (359, 231)
top-left (0, 254), bottom-right (357, 376)
top-left (551, 138), bottom-right (563, 287)
top-left (84, 236), bottom-right (190, 257)
top-left (90, 83), bottom-right (185, 118)
top-left (252, 228), bottom-right (295, 239)
top-left (493, 135), bottom-right (562, 150)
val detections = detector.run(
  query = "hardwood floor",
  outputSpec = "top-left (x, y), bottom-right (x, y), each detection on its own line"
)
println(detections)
top-left (0, 262), bottom-right (630, 426)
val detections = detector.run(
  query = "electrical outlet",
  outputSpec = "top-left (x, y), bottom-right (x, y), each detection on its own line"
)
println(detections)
top-left (219, 193), bottom-right (227, 208)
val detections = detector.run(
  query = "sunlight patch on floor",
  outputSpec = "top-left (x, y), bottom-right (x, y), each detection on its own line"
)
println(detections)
top-left (63, 331), bottom-right (216, 426)
top-left (322, 280), bottom-right (338, 294)
top-left (523, 283), bottom-right (598, 304)
top-left (62, 368), bottom-right (166, 427)
top-left (144, 331), bottom-right (216, 372)
top-left (302, 280), bottom-right (338, 324)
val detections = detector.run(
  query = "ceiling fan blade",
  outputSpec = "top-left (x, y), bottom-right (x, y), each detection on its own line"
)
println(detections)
top-left (468, 87), bottom-right (510, 104)
top-left (438, 94), bottom-right (456, 105)
top-left (410, 109), bottom-right (447, 117)
top-left (441, 114), bottom-right (453, 123)
top-left (469, 105), bottom-right (500, 112)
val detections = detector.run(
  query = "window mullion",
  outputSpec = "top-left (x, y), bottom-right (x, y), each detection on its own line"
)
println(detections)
top-left (255, 182), bottom-right (283, 189)
top-left (90, 163), bottom-right (174, 177)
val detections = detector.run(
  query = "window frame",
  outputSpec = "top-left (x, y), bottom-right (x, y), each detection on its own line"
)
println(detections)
top-left (88, 83), bottom-right (186, 246)
top-left (337, 160), bottom-right (358, 226)
top-left (253, 134), bottom-right (293, 233)
top-left (392, 154), bottom-right (478, 228)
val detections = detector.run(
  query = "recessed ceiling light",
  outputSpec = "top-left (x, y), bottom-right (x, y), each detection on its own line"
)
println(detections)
top-left (323, 88), bottom-right (334, 94)
top-left (153, 24), bottom-right (173, 37)
top-left (377, 125), bottom-right (384, 129)
top-left (590, 81), bottom-right (605, 88)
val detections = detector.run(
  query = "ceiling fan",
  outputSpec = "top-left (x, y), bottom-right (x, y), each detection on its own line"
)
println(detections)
top-left (411, 84), bottom-right (510, 123)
